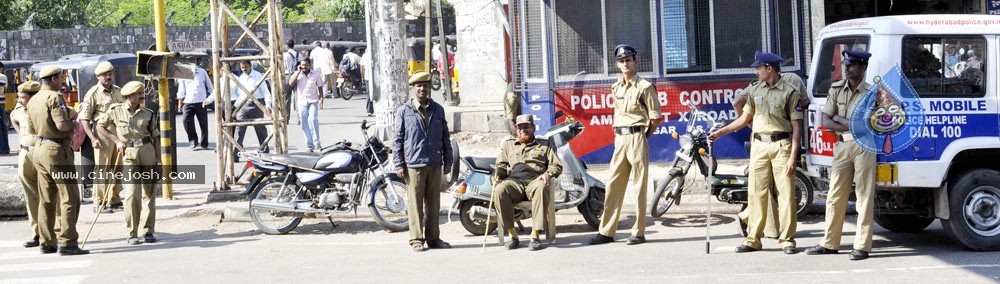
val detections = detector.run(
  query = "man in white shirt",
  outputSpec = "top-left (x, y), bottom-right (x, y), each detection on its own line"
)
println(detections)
top-left (283, 39), bottom-right (298, 124)
top-left (289, 58), bottom-right (324, 152)
top-left (176, 66), bottom-right (213, 150)
top-left (230, 61), bottom-right (271, 158)
top-left (360, 48), bottom-right (374, 116)
top-left (309, 42), bottom-right (335, 98)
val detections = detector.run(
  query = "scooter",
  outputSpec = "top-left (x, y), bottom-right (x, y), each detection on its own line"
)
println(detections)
top-left (447, 120), bottom-right (606, 235)
top-left (649, 103), bottom-right (813, 236)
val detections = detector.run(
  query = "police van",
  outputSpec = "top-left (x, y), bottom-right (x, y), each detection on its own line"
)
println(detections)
top-left (805, 15), bottom-right (1000, 251)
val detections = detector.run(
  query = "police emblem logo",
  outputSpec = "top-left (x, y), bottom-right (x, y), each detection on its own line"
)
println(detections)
top-left (849, 65), bottom-right (925, 155)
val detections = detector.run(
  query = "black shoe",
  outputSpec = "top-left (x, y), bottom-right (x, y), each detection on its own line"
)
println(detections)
top-left (529, 238), bottom-right (545, 251)
top-left (805, 245), bottom-right (838, 255)
top-left (626, 236), bottom-right (646, 245)
top-left (111, 202), bottom-right (123, 209)
top-left (427, 239), bottom-right (451, 249)
top-left (127, 237), bottom-right (142, 245)
top-left (505, 238), bottom-right (520, 250)
top-left (849, 250), bottom-right (869, 260)
top-left (734, 245), bottom-right (760, 253)
top-left (144, 234), bottom-right (157, 243)
top-left (23, 237), bottom-right (39, 248)
top-left (189, 144), bottom-right (198, 150)
top-left (201, 146), bottom-right (210, 151)
top-left (101, 207), bottom-right (114, 214)
top-left (40, 245), bottom-right (57, 254)
top-left (783, 246), bottom-right (799, 254)
top-left (58, 246), bottom-right (90, 256)
top-left (587, 234), bottom-right (614, 245)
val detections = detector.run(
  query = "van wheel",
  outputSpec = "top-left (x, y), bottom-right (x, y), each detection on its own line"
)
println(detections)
top-left (874, 213), bottom-right (934, 233)
top-left (942, 169), bottom-right (1000, 251)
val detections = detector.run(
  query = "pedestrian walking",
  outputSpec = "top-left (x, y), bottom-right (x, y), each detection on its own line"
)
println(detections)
top-left (805, 51), bottom-right (876, 260)
top-left (177, 65), bottom-right (213, 150)
top-left (27, 66), bottom-right (89, 255)
top-left (709, 52), bottom-right (803, 254)
top-left (393, 71), bottom-right (454, 252)
top-left (11, 81), bottom-right (41, 248)
top-left (587, 44), bottom-right (663, 246)
top-left (231, 60), bottom-right (271, 158)
top-left (96, 81), bottom-right (161, 245)
top-left (289, 58), bottom-right (324, 152)
top-left (79, 62), bottom-right (124, 213)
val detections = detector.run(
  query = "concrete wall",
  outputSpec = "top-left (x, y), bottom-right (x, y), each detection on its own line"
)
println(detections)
top-left (0, 20), bottom-right (455, 61)
top-left (453, 0), bottom-right (507, 105)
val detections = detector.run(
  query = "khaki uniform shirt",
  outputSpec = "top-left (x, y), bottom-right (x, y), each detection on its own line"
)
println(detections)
top-left (413, 98), bottom-right (430, 126)
top-left (99, 103), bottom-right (160, 142)
top-left (26, 86), bottom-right (76, 140)
top-left (742, 79), bottom-right (804, 133)
top-left (611, 75), bottom-right (662, 128)
top-left (504, 90), bottom-right (521, 121)
top-left (10, 105), bottom-right (38, 147)
top-left (495, 138), bottom-right (563, 183)
top-left (79, 84), bottom-right (123, 122)
top-left (822, 80), bottom-right (871, 134)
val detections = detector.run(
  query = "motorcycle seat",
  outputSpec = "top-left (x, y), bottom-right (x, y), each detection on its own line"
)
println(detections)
top-left (259, 152), bottom-right (322, 168)
top-left (464, 156), bottom-right (497, 173)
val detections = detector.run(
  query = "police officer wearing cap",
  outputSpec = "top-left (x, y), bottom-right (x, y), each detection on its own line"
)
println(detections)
top-left (588, 44), bottom-right (663, 246)
top-left (27, 66), bottom-right (89, 255)
top-left (80, 61), bottom-right (125, 214)
top-left (805, 50), bottom-right (875, 260)
top-left (493, 114), bottom-right (562, 251)
top-left (97, 81), bottom-right (161, 245)
top-left (12, 81), bottom-right (42, 248)
top-left (709, 52), bottom-right (802, 254)
top-left (393, 71), bottom-right (454, 252)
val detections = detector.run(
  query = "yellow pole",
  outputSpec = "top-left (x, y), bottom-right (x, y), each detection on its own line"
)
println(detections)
top-left (153, 0), bottom-right (174, 199)
top-left (424, 0), bottom-right (432, 72)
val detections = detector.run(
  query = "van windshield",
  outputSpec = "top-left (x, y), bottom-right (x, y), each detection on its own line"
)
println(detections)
top-left (811, 36), bottom-right (870, 98)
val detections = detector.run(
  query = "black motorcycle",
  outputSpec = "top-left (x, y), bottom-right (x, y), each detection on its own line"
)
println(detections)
top-left (336, 71), bottom-right (365, 101)
top-left (245, 120), bottom-right (408, 234)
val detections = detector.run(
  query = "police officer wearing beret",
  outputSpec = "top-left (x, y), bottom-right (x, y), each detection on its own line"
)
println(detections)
top-left (805, 50), bottom-right (875, 260)
top-left (97, 81), bottom-right (161, 245)
top-left (709, 52), bottom-right (802, 254)
top-left (11, 81), bottom-right (42, 248)
top-left (80, 61), bottom-right (125, 214)
top-left (393, 71), bottom-right (454, 252)
top-left (589, 44), bottom-right (663, 246)
top-left (27, 66), bottom-right (89, 255)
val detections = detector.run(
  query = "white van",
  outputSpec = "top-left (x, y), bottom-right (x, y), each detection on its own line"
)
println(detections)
top-left (805, 15), bottom-right (1000, 251)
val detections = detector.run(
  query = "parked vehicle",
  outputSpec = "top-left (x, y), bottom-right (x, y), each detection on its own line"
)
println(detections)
top-left (246, 120), bottom-right (408, 234)
top-left (448, 120), bottom-right (606, 235)
top-left (2, 60), bottom-right (37, 128)
top-left (336, 71), bottom-right (365, 100)
top-left (650, 103), bottom-right (813, 236)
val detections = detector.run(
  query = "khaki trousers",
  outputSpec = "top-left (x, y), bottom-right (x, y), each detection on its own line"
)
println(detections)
top-left (495, 179), bottom-right (551, 234)
top-left (123, 144), bottom-right (157, 238)
top-left (33, 141), bottom-right (81, 247)
top-left (745, 138), bottom-right (797, 249)
top-left (406, 166), bottom-right (442, 245)
top-left (18, 149), bottom-right (40, 239)
top-left (94, 137), bottom-right (123, 206)
top-left (821, 141), bottom-right (876, 251)
top-left (598, 132), bottom-right (649, 237)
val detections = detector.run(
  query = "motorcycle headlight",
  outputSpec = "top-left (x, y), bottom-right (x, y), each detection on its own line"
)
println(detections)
top-left (679, 135), bottom-right (694, 150)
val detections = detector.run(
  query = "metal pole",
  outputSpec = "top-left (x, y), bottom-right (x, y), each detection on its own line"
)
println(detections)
top-left (424, 0), bottom-right (432, 73)
top-left (706, 143), bottom-right (713, 254)
top-left (153, 0), bottom-right (174, 199)
top-left (435, 0), bottom-right (453, 105)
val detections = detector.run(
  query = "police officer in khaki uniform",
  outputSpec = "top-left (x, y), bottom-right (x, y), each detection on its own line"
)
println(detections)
top-left (805, 51), bottom-right (875, 261)
top-left (709, 52), bottom-right (802, 254)
top-left (96, 81), bottom-right (160, 245)
top-left (80, 62), bottom-right (125, 213)
top-left (493, 114), bottom-right (562, 251)
top-left (27, 66), bottom-right (89, 255)
top-left (588, 44), bottom-right (663, 246)
top-left (503, 83), bottom-right (521, 136)
top-left (11, 81), bottom-right (42, 248)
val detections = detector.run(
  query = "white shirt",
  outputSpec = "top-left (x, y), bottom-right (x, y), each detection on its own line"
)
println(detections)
top-left (309, 47), bottom-right (335, 75)
top-left (229, 70), bottom-right (272, 108)
top-left (343, 52), bottom-right (361, 67)
top-left (360, 51), bottom-right (372, 81)
top-left (177, 68), bottom-right (213, 104)
top-left (283, 50), bottom-right (299, 76)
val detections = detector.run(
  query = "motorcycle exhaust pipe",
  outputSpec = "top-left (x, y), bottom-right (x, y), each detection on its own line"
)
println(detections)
top-left (250, 200), bottom-right (319, 214)
top-left (470, 205), bottom-right (496, 222)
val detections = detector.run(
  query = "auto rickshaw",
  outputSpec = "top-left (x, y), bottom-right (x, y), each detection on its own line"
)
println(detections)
top-left (2, 60), bottom-right (38, 127)
top-left (406, 37), bottom-right (460, 102)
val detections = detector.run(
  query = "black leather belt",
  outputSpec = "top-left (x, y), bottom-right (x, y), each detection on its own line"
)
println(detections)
top-left (614, 126), bottom-right (645, 135)
top-left (753, 132), bottom-right (790, 142)
top-left (125, 137), bottom-right (153, 148)
top-left (40, 137), bottom-right (67, 144)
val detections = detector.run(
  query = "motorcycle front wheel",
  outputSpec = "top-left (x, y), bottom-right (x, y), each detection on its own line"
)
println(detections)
top-left (650, 174), bottom-right (685, 218)
top-left (370, 179), bottom-right (410, 232)
top-left (340, 84), bottom-right (355, 100)
top-left (578, 187), bottom-right (606, 230)
top-left (459, 199), bottom-right (498, 235)
top-left (249, 180), bottom-right (303, 235)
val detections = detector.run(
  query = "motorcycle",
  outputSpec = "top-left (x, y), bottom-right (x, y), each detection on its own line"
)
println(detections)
top-left (448, 120), bottom-right (606, 235)
top-left (245, 120), bottom-right (408, 234)
top-left (649, 103), bottom-right (813, 236)
top-left (336, 70), bottom-right (365, 101)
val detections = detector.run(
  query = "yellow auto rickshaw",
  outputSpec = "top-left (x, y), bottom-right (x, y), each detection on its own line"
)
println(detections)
top-left (3, 60), bottom-right (38, 124)
top-left (407, 36), bottom-right (459, 95)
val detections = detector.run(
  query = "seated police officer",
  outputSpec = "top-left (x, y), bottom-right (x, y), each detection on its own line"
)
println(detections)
top-left (493, 114), bottom-right (562, 251)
